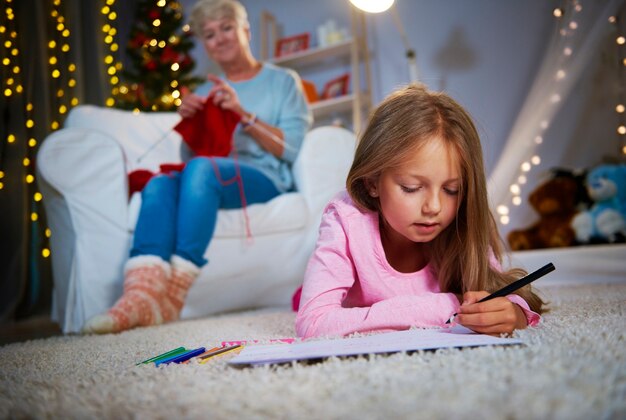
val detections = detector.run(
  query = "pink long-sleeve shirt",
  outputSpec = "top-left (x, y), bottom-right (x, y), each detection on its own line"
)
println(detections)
top-left (295, 191), bottom-right (540, 339)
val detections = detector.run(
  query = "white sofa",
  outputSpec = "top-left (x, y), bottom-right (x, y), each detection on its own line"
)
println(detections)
top-left (37, 105), bottom-right (356, 333)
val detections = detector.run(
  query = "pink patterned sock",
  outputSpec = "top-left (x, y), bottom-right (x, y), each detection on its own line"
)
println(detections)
top-left (82, 256), bottom-right (176, 334)
top-left (167, 255), bottom-right (200, 316)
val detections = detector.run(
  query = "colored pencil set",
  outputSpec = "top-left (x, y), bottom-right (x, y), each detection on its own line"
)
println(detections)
top-left (137, 344), bottom-right (243, 367)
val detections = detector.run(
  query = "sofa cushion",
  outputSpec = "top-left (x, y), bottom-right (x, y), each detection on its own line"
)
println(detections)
top-left (128, 191), bottom-right (308, 238)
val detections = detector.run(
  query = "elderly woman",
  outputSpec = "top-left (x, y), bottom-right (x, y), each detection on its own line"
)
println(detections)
top-left (83, 0), bottom-right (312, 334)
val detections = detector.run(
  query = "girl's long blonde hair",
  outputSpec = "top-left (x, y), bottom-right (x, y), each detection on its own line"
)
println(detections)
top-left (347, 84), bottom-right (545, 314)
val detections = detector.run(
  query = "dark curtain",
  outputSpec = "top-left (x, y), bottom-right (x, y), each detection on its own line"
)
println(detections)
top-left (0, 0), bottom-right (137, 322)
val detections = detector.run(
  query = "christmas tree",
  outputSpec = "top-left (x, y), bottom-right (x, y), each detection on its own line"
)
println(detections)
top-left (115, 0), bottom-right (203, 111)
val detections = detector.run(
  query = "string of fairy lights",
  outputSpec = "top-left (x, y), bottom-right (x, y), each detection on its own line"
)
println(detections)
top-left (1, 0), bottom-right (82, 260)
top-left (48, 0), bottom-right (79, 131)
top-left (611, 14), bottom-right (626, 154)
top-left (496, 1), bottom-right (626, 227)
top-left (1, 0), bottom-right (45, 253)
top-left (0, 0), bottom-right (19, 193)
top-left (101, 0), bottom-right (123, 108)
top-left (2, 0), bottom-right (192, 271)
top-left (113, 0), bottom-right (191, 112)
top-left (40, 0), bottom-right (79, 258)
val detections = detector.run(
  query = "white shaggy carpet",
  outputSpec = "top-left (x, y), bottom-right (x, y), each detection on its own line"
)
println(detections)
top-left (0, 284), bottom-right (624, 419)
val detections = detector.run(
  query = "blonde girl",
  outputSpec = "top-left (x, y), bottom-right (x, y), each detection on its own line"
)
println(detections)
top-left (295, 84), bottom-right (545, 338)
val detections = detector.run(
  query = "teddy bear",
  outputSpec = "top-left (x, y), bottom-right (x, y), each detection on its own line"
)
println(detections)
top-left (507, 171), bottom-right (585, 251)
top-left (571, 163), bottom-right (626, 244)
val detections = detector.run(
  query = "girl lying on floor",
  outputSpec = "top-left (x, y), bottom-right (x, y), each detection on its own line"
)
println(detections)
top-left (295, 84), bottom-right (546, 339)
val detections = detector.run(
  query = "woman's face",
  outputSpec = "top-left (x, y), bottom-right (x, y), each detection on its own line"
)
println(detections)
top-left (200, 17), bottom-right (249, 65)
top-left (371, 136), bottom-right (461, 247)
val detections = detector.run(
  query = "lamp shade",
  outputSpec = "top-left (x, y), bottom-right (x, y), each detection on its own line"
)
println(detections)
top-left (349, 0), bottom-right (395, 14)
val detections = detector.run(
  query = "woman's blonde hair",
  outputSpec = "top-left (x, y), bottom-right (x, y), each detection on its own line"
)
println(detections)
top-left (188, 0), bottom-right (249, 36)
top-left (347, 83), bottom-right (546, 314)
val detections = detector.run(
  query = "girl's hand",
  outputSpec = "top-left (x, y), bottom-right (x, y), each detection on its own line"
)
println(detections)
top-left (455, 291), bottom-right (528, 335)
top-left (206, 74), bottom-right (245, 116)
top-left (178, 86), bottom-right (205, 119)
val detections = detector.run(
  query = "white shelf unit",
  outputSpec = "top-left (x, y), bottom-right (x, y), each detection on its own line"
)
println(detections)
top-left (261, 9), bottom-right (371, 131)
top-left (271, 39), bottom-right (353, 68)
top-left (309, 93), bottom-right (355, 120)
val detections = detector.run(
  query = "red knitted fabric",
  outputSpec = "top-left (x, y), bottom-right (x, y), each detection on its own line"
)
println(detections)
top-left (173, 99), bottom-right (241, 157)
top-left (128, 101), bottom-right (241, 196)
top-left (128, 169), bottom-right (154, 196)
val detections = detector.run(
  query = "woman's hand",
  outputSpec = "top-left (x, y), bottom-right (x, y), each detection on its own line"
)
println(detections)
top-left (455, 291), bottom-right (528, 335)
top-left (206, 74), bottom-right (245, 116)
top-left (204, 74), bottom-right (285, 157)
top-left (177, 86), bottom-right (205, 119)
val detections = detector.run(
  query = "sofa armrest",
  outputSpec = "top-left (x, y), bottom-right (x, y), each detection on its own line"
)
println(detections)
top-left (292, 126), bottom-right (356, 214)
top-left (38, 127), bottom-right (130, 228)
top-left (63, 105), bottom-right (183, 173)
top-left (37, 127), bottom-right (132, 331)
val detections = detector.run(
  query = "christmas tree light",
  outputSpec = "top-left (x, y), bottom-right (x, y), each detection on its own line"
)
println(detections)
top-left (114, 0), bottom-right (202, 112)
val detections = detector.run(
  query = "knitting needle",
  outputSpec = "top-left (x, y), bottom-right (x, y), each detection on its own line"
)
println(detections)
top-left (136, 118), bottom-right (295, 164)
top-left (136, 128), bottom-right (176, 163)
top-left (245, 118), bottom-right (297, 153)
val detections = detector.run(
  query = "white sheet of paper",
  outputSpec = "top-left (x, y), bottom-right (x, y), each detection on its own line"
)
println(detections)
top-left (228, 326), bottom-right (523, 366)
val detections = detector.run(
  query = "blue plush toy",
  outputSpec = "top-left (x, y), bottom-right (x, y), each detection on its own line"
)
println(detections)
top-left (571, 163), bottom-right (626, 243)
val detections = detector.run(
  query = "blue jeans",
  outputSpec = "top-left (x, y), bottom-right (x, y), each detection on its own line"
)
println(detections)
top-left (130, 157), bottom-right (281, 267)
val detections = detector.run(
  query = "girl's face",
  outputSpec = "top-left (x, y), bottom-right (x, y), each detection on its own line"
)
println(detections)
top-left (201, 17), bottom-right (249, 65)
top-left (371, 136), bottom-right (461, 246)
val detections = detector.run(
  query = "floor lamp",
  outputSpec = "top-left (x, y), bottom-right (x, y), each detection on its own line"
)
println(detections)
top-left (349, 0), bottom-right (418, 82)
